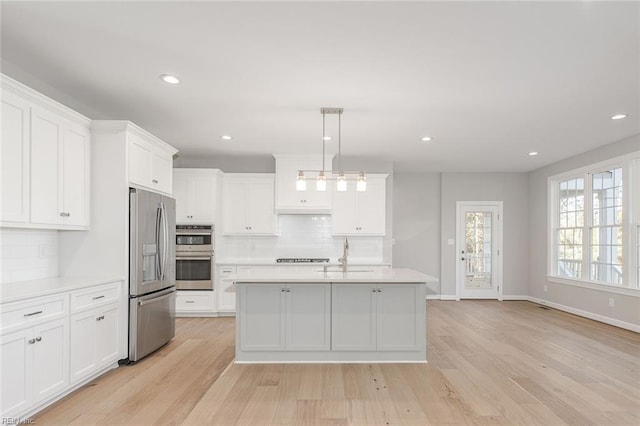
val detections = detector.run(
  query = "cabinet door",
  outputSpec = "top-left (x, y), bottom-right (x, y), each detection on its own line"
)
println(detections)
top-left (275, 157), bottom-right (304, 208)
top-left (1, 91), bottom-right (30, 224)
top-left (376, 284), bottom-right (422, 351)
top-left (0, 328), bottom-right (32, 417)
top-left (152, 151), bottom-right (173, 195)
top-left (70, 310), bottom-right (97, 383)
top-left (32, 318), bottom-right (68, 404)
top-left (300, 157), bottom-right (332, 208)
top-left (239, 284), bottom-right (285, 351)
top-left (217, 279), bottom-right (236, 313)
top-left (331, 180), bottom-right (358, 235)
top-left (62, 124), bottom-right (90, 226)
top-left (30, 106), bottom-right (63, 225)
top-left (222, 180), bottom-right (248, 234)
top-left (247, 178), bottom-right (276, 234)
top-left (286, 284), bottom-right (330, 351)
top-left (190, 174), bottom-right (215, 223)
top-left (95, 304), bottom-right (119, 365)
top-left (173, 172), bottom-right (190, 223)
top-left (331, 284), bottom-right (377, 351)
top-left (356, 178), bottom-right (386, 235)
top-left (128, 135), bottom-right (153, 188)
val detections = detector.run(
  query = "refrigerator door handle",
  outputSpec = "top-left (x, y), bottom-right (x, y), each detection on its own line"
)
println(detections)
top-left (161, 202), bottom-right (169, 281)
top-left (156, 204), bottom-right (162, 280)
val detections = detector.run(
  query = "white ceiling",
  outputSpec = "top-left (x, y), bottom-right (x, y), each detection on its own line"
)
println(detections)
top-left (1, 1), bottom-right (638, 172)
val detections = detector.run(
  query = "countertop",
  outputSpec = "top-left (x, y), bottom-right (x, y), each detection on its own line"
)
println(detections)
top-left (232, 268), bottom-right (437, 284)
top-left (0, 276), bottom-right (125, 304)
top-left (216, 259), bottom-right (391, 267)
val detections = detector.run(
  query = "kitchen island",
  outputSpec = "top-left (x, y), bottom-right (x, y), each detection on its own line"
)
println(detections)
top-left (233, 268), bottom-right (435, 363)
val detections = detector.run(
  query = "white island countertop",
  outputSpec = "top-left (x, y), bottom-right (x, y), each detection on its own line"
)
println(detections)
top-left (0, 276), bottom-right (125, 304)
top-left (232, 267), bottom-right (437, 284)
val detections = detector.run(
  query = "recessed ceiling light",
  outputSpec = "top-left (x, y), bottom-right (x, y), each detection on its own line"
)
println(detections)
top-left (528, 151), bottom-right (539, 156)
top-left (323, 136), bottom-right (332, 141)
top-left (221, 135), bottom-right (232, 141)
top-left (159, 74), bottom-right (180, 84)
top-left (421, 136), bottom-right (432, 142)
top-left (611, 114), bottom-right (627, 120)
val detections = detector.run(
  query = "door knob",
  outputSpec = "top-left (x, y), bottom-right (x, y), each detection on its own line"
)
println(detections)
top-left (461, 257), bottom-right (466, 261)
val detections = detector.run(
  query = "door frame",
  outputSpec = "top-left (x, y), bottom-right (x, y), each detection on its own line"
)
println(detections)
top-left (455, 201), bottom-right (504, 301)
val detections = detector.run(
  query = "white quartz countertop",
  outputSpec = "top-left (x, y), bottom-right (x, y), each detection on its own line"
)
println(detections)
top-left (0, 276), bottom-right (125, 304)
top-left (216, 259), bottom-right (391, 267)
top-left (232, 268), bottom-right (437, 284)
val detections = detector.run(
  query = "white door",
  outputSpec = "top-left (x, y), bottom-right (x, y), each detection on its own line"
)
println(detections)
top-left (173, 172), bottom-right (190, 223)
top-left (356, 178), bottom-right (386, 235)
top-left (70, 310), bottom-right (97, 383)
top-left (0, 328), bottom-right (32, 417)
top-left (247, 178), bottom-right (276, 234)
top-left (96, 304), bottom-right (120, 364)
top-left (190, 175), bottom-right (216, 223)
top-left (223, 180), bottom-right (249, 234)
top-left (456, 202), bottom-right (503, 300)
top-left (32, 318), bottom-right (68, 404)
top-left (62, 124), bottom-right (89, 226)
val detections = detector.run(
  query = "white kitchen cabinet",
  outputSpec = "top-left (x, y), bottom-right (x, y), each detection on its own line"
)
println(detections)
top-left (331, 174), bottom-right (387, 236)
top-left (1, 75), bottom-right (90, 229)
top-left (173, 169), bottom-right (220, 224)
top-left (0, 317), bottom-right (69, 418)
top-left (175, 291), bottom-right (215, 315)
top-left (217, 266), bottom-right (237, 314)
top-left (1, 90), bottom-right (30, 224)
top-left (274, 155), bottom-right (334, 213)
top-left (239, 283), bottom-right (330, 352)
top-left (128, 132), bottom-right (176, 196)
top-left (332, 283), bottom-right (422, 352)
top-left (70, 303), bottom-right (119, 384)
top-left (222, 174), bottom-right (277, 235)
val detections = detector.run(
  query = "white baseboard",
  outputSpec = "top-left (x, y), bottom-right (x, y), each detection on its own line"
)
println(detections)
top-left (176, 312), bottom-right (219, 317)
top-left (527, 296), bottom-right (640, 333)
top-left (426, 295), bottom-right (441, 300)
top-left (439, 295), bottom-right (458, 301)
top-left (501, 295), bottom-right (529, 300)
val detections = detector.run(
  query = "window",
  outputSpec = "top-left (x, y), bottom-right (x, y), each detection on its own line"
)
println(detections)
top-left (549, 154), bottom-right (640, 290)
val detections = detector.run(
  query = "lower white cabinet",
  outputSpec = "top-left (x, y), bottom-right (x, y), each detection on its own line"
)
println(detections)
top-left (217, 266), bottom-right (237, 314)
top-left (70, 303), bottom-right (119, 384)
top-left (175, 291), bottom-right (215, 315)
top-left (1, 317), bottom-right (69, 418)
top-left (332, 283), bottom-right (422, 351)
top-left (239, 283), bottom-right (330, 352)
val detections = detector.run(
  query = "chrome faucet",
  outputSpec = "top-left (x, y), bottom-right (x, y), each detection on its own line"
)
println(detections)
top-left (338, 237), bottom-right (349, 272)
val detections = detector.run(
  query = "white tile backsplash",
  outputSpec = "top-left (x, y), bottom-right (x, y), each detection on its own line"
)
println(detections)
top-left (0, 229), bottom-right (59, 283)
top-left (218, 215), bottom-right (384, 262)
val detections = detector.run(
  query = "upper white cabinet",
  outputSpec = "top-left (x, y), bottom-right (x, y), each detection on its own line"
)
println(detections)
top-left (222, 174), bottom-right (277, 235)
top-left (274, 155), bottom-right (334, 213)
top-left (173, 169), bottom-right (220, 224)
top-left (331, 174), bottom-right (387, 236)
top-left (128, 133), bottom-right (175, 196)
top-left (1, 90), bottom-right (30, 224)
top-left (1, 74), bottom-right (91, 229)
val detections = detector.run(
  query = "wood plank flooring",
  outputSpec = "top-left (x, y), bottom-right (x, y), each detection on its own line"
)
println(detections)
top-left (35, 301), bottom-right (640, 425)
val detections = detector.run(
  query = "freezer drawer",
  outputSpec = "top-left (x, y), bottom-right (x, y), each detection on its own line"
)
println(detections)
top-left (129, 287), bottom-right (175, 362)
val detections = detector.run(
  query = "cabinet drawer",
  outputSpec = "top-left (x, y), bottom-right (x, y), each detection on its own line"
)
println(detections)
top-left (0, 295), bottom-right (67, 332)
top-left (218, 266), bottom-right (237, 276)
top-left (176, 292), bottom-right (214, 311)
top-left (70, 282), bottom-right (121, 313)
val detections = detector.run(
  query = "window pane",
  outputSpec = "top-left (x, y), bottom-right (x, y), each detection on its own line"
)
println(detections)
top-left (557, 177), bottom-right (585, 279)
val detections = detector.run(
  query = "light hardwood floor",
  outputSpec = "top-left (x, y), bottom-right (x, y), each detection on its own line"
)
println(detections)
top-left (35, 301), bottom-right (640, 425)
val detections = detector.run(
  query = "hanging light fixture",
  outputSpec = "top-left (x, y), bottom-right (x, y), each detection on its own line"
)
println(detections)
top-left (297, 107), bottom-right (367, 192)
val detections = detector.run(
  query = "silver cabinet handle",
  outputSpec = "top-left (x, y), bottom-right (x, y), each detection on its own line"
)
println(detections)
top-left (59, 212), bottom-right (71, 217)
top-left (28, 338), bottom-right (36, 344)
top-left (176, 256), bottom-right (212, 261)
top-left (96, 315), bottom-right (105, 321)
top-left (152, 179), bottom-right (159, 184)
top-left (93, 295), bottom-right (105, 300)
top-left (281, 288), bottom-right (286, 292)
top-left (24, 311), bottom-right (43, 317)
top-left (35, 336), bottom-right (42, 342)
top-left (185, 300), bottom-right (195, 304)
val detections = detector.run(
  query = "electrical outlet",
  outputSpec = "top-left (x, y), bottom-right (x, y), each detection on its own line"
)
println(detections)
top-left (543, 284), bottom-right (548, 292)
top-left (609, 298), bottom-right (615, 308)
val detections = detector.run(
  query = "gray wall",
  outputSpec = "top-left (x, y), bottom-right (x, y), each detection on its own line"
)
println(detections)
top-left (392, 173), bottom-right (441, 295)
top-left (528, 134), bottom-right (640, 327)
top-left (440, 173), bottom-right (530, 297)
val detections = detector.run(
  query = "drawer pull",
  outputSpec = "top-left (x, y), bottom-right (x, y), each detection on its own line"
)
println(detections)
top-left (93, 295), bottom-right (105, 300)
top-left (24, 311), bottom-right (43, 317)
top-left (152, 179), bottom-right (159, 184)
top-left (35, 336), bottom-right (42, 342)
top-left (28, 338), bottom-right (36, 345)
top-left (96, 315), bottom-right (105, 321)
top-left (185, 301), bottom-right (195, 304)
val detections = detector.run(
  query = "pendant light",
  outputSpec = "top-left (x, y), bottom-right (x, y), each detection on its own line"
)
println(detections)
top-left (296, 107), bottom-right (367, 192)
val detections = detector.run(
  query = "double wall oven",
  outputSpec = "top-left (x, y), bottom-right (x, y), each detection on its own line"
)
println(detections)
top-left (175, 225), bottom-right (214, 290)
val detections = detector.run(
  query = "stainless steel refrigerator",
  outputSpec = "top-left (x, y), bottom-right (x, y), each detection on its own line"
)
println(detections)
top-left (128, 188), bottom-right (176, 362)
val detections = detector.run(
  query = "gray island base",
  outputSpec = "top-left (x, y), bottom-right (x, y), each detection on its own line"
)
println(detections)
top-left (233, 268), bottom-right (435, 363)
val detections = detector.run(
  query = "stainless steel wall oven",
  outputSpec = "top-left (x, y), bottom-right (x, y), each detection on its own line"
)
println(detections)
top-left (175, 225), bottom-right (214, 290)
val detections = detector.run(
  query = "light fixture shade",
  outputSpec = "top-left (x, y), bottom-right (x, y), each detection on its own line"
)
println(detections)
top-left (356, 172), bottom-right (367, 192)
top-left (296, 171), bottom-right (306, 191)
top-left (316, 172), bottom-right (327, 191)
top-left (337, 173), bottom-right (347, 192)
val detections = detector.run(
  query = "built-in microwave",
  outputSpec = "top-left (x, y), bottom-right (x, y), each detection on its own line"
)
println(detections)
top-left (175, 225), bottom-right (214, 290)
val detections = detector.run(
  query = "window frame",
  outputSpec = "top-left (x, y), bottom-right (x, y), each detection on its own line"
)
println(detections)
top-left (547, 152), bottom-right (640, 296)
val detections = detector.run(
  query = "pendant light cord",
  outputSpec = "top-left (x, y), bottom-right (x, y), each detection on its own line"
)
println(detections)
top-left (322, 111), bottom-right (326, 173)
top-left (338, 112), bottom-right (342, 173)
